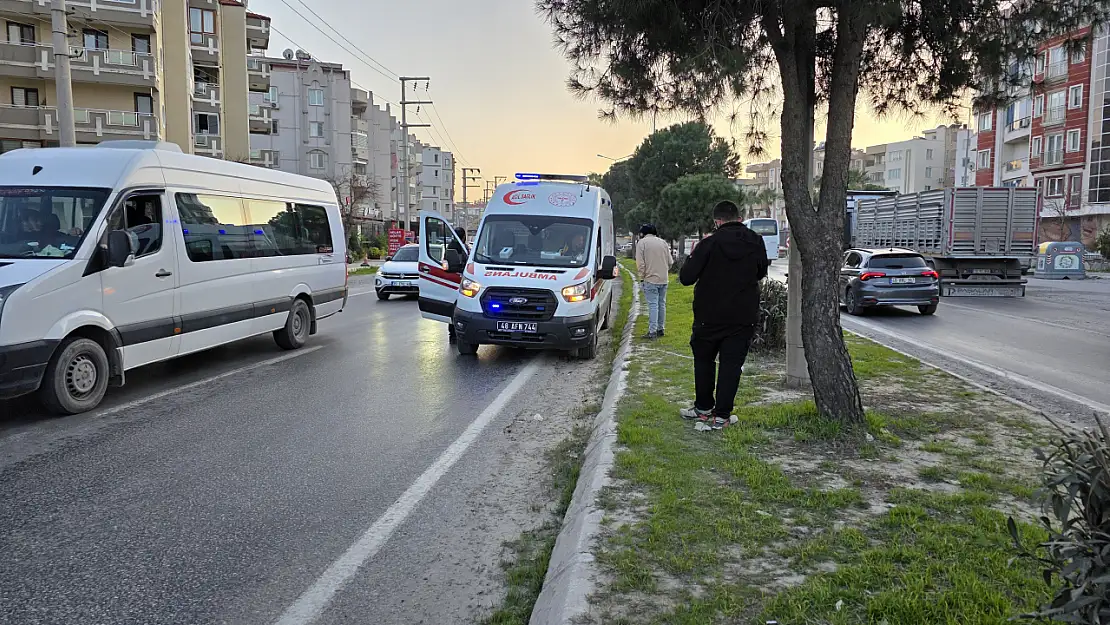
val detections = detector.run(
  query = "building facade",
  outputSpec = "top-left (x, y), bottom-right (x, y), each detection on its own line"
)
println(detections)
top-left (419, 145), bottom-right (455, 222)
top-left (0, 0), bottom-right (269, 160)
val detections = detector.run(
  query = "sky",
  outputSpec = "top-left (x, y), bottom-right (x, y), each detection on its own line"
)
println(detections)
top-left (251, 0), bottom-right (962, 195)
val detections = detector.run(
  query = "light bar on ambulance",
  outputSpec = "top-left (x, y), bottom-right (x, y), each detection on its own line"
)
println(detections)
top-left (514, 173), bottom-right (590, 183)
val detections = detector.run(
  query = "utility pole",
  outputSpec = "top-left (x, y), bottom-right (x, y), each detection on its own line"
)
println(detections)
top-left (51, 0), bottom-right (75, 147)
top-left (399, 77), bottom-right (431, 230)
top-left (461, 167), bottom-right (481, 231)
top-left (484, 181), bottom-right (495, 203)
top-left (493, 175), bottom-right (506, 187)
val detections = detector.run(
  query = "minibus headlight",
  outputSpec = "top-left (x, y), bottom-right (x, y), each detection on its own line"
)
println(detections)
top-left (0, 283), bottom-right (24, 324)
top-left (460, 277), bottom-right (482, 298)
top-left (561, 281), bottom-right (590, 303)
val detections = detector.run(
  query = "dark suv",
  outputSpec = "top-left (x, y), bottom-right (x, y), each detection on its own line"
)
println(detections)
top-left (839, 248), bottom-right (940, 316)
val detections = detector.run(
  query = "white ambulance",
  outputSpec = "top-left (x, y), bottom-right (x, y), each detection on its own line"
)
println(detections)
top-left (417, 173), bottom-right (619, 359)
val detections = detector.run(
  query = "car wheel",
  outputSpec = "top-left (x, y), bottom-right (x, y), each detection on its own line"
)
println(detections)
top-left (448, 325), bottom-right (458, 344)
top-left (845, 287), bottom-right (865, 316)
top-left (576, 333), bottom-right (599, 360)
top-left (39, 337), bottom-right (110, 415)
top-left (274, 298), bottom-right (311, 350)
top-left (599, 296), bottom-right (612, 330)
top-left (918, 304), bottom-right (938, 316)
top-left (456, 340), bottom-right (478, 356)
top-left (376, 290), bottom-right (390, 301)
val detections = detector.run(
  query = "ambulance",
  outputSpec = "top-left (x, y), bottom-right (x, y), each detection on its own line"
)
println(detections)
top-left (417, 173), bottom-right (619, 359)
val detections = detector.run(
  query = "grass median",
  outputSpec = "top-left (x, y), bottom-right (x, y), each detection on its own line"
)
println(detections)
top-left (588, 272), bottom-right (1055, 624)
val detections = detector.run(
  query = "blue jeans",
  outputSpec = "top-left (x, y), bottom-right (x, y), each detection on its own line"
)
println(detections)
top-left (642, 281), bottom-right (668, 334)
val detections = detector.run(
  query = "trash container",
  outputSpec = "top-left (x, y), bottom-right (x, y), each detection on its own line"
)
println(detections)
top-left (1036, 241), bottom-right (1086, 279)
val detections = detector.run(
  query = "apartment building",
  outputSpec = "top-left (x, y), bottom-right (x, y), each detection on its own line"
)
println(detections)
top-left (741, 159), bottom-right (785, 224)
top-left (974, 25), bottom-right (1110, 245)
top-left (0, 0), bottom-right (269, 160)
top-left (858, 126), bottom-right (958, 194)
top-left (419, 145), bottom-right (455, 221)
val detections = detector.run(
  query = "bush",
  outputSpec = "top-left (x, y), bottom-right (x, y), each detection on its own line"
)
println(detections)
top-left (368, 247), bottom-right (383, 260)
top-left (368, 234), bottom-right (387, 250)
top-left (1009, 415), bottom-right (1110, 624)
top-left (1096, 226), bottom-right (1110, 260)
top-left (750, 278), bottom-right (787, 352)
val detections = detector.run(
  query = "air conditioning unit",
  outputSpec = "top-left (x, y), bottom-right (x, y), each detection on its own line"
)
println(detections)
top-left (194, 134), bottom-right (209, 147)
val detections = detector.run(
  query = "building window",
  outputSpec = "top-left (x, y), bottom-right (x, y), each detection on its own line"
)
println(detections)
top-left (309, 121), bottom-right (324, 138)
top-left (1047, 46), bottom-right (1067, 77)
top-left (434, 169), bottom-right (438, 177)
top-left (1047, 176), bottom-right (1064, 197)
top-left (890, 150), bottom-right (903, 162)
top-left (888, 168), bottom-right (901, 180)
top-left (11, 86), bottom-right (39, 107)
top-left (926, 149), bottom-right (934, 160)
top-left (1036, 52), bottom-right (1046, 75)
top-left (924, 185), bottom-right (932, 191)
top-left (134, 93), bottom-right (153, 115)
top-left (131, 34), bottom-right (151, 54)
top-left (977, 112), bottom-right (992, 131)
top-left (1046, 134), bottom-right (1064, 165)
top-left (82, 29), bottom-right (108, 50)
top-left (189, 8), bottom-right (215, 45)
top-left (925, 166), bottom-right (933, 178)
top-left (1069, 84), bottom-right (1083, 109)
top-left (194, 112), bottom-right (219, 135)
top-left (309, 151), bottom-right (326, 170)
top-left (1033, 94), bottom-right (1044, 118)
top-left (1067, 128), bottom-right (1081, 153)
top-left (7, 22), bottom-right (35, 45)
top-left (1069, 174), bottom-right (1083, 207)
top-left (1072, 46), bottom-right (1086, 64)
top-left (265, 86), bottom-right (278, 103)
top-left (1032, 136), bottom-right (1043, 158)
top-left (976, 149), bottom-right (991, 169)
top-left (308, 89), bottom-right (324, 106)
top-left (270, 120), bottom-right (278, 134)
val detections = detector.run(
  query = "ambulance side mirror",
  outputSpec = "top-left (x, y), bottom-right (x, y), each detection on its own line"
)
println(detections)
top-left (597, 255), bottom-right (618, 280)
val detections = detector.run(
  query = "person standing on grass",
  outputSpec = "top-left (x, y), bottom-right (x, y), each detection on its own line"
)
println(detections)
top-left (678, 200), bottom-right (770, 431)
top-left (635, 223), bottom-right (672, 339)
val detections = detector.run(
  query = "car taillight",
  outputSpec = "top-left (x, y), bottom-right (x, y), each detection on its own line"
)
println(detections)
top-left (921, 269), bottom-right (939, 279)
top-left (860, 271), bottom-right (886, 281)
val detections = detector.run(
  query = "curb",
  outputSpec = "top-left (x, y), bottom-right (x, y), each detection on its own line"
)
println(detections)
top-left (529, 275), bottom-right (641, 625)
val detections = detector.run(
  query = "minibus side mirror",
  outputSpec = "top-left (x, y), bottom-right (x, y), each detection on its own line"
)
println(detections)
top-left (597, 255), bottom-right (618, 280)
top-left (106, 230), bottom-right (136, 268)
top-left (444, 248), bottom-right (465, 273)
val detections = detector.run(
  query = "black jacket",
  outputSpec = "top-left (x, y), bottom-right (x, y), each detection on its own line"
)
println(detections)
top-left (678, 221), bottom-right (770, 326)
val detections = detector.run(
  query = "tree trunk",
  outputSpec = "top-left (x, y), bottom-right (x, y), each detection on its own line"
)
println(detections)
top-left (768, 6), bottom-right (866, 424)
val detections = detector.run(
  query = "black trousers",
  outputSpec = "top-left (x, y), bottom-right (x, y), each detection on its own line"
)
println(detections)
top-left (690, 323), bottom-right (755, 417)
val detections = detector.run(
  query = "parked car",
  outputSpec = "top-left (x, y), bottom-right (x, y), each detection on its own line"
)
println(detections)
top-left (375, 244), bottom-right (420, 300)
top-left (839, 248), bottom-right (940, 316)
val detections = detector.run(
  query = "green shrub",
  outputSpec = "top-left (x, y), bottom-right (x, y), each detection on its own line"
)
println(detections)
top-left (368, 247), bottom-right (383, 260)
top-left (750, 278), bottom-right (787, 352)
top-left (1096, 226), bottom-right (1110, 260)
top-left (1010, 415), bottom-right (1110, 624)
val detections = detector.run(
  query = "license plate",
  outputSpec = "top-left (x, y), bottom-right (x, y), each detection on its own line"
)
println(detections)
top-left (890, 277), bottom-right (916, 284)
top-left (970, 268), bottom-right (994, 274)
top-left (497, 321), bottom-right (538, 333)
top-left (394, 281), bottom-right (411, 287)
top-left (944, 286), bottom-right (1023, 297)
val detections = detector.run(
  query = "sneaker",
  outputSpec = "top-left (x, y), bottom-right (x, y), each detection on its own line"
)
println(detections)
top-left (709, 415), bottom-right (731, 430)
top-left (658, 328), bottom-right (665, 337)
top-left (680, 406), bottom-right (712, 421)
top-left (642, 331), bottom-right (658, 340)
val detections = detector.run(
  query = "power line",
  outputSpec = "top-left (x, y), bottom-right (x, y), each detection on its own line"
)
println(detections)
top-left (269, 24), bottom-right (400, 110)
top-left (427, 101), bottom-right (472, 166)
top-left (290, 0), bottom-right (398, 80)
top-left (275, 0), bottom-right (397, 86)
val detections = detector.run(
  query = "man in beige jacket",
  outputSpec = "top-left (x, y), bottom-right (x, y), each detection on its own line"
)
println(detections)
top-left (635, 223), bottom-right (672, 338)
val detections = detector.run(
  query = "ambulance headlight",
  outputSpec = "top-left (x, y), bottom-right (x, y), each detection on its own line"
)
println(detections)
top-left (460, 277), bottom-right (482, 298)
top-left (561, 281), bottom-right (590, 303)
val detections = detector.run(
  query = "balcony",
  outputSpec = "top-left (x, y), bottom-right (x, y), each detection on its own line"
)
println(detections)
top-left (249, 149), bottom-right (279, 168)
top-left (1045, 61), bottom-right (1068, 83)
top-left (0, 42), bottom-right (157, 88)
top-left (0, 104), bottom-right (156, 142)
top-left (1044, 149), bottom-right (1064, 166)
top-left (193, 133), bottom-right (223, 158)
top-left (0, 0), bottom-right (158, 27)
top-left (247, 57), bottom-right (270, 92)
top-left (246, 13), bottom-right (271, 50)
top-left (1043, 106), bottom-right (1066, 126)
top-left (1002, 158), bottom-right (1027, 173)
top-left (192, 82), bottom-right (221, 113)
top-left (190, 33), bottom-right (220, 66)
top-left (1004, 116), bottom-right (1031, 142)
top-left (248, 104), bottom-right (272, 134)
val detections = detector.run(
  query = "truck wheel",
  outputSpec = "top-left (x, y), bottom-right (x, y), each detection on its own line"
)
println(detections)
top-left (456, 340), bottom-right (479, 356)
top-left (274, 299), bottom-right (310, 350)
top-left (39, 337), bottom-right (110, 415)
top-left (576, 333), bottom-right (599, 360)
top-left (376, 290), bottom-right (390, 301)
top-left (845, 287), bottom-right (865, 316)
top-left (918, 304), bottom-right (938, 316)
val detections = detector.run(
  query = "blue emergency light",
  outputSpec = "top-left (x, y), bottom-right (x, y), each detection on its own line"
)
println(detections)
top-left (515, 172), bottom-right (590, 183)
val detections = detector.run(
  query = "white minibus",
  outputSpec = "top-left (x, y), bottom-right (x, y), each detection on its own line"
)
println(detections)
top-left (0, 141), bottom-right (347, 414)
top-left (743, 218), bottom-right (779, 262)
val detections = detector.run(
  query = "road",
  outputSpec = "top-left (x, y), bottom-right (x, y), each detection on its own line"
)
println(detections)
top-left (0, 275), bottom-right (606, 625)
top-left (768, 263), bottom-right (1110, 420)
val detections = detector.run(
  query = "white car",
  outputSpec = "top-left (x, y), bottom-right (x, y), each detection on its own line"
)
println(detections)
top-left (375, 244), bottom-right (420, 300)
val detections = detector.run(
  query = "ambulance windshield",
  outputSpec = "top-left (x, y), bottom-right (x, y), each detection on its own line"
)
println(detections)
top-left (473, 215), bottom-right (593, 268)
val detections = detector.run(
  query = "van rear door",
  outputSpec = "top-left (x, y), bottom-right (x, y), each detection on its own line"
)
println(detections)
top-left (417, 210), bottom-right (466, 323)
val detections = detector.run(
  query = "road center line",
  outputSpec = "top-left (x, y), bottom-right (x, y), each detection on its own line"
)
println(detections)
top-left (843, 316), bottom-right (1110, 416)
top-left (937, 301), bottom-right (1110, 338)
top-left (273, 357), bottom-right (544, 625)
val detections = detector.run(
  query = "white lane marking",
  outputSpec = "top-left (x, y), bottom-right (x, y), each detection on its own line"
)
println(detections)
top-left (937, 301), bottom-right (1110, 338)
top-left (95, 346), bottom-right (324, 418)
top-left (347, 289), bottom-right (376, 298)
top-left (273, 358), bottom-right (544, 625)
top-left (843, 316), bottom-right (1110, 416)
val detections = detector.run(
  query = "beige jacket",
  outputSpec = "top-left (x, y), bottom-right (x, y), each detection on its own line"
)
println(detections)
top-left (636, 235), bottom-right (672, 285)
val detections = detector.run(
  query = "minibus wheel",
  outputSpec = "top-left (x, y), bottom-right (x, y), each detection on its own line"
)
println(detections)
top-left (39, 337), bottom-right (110, 415)
top-left (275, 299), bottom-right (311, 350)
top-left (576, 333), bottom-right (598, 360)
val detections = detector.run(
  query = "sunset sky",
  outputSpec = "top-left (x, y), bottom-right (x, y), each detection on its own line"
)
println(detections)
top-left (251, 0), bottom-right (961, 190)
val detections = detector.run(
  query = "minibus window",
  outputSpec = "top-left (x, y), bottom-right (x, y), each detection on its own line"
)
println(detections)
top-left (0, 186), bottom-right (109, 259)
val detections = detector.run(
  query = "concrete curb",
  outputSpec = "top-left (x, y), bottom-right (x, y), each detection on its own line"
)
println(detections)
top-left (529, 275), bottom-right (641, 625)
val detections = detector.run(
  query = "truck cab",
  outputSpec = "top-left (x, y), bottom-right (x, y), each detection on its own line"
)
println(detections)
top-left (417, 173), bottom-right (619, 359)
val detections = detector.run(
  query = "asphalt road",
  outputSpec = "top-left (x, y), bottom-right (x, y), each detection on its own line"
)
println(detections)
top-left (0, 275), bottom-right (588, 624)
top-left (768, 263), bottom-right (1110, 420)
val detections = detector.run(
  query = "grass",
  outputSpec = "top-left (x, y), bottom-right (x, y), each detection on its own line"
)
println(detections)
top-left (585, 273), bottom-right (1055, 625)
top-left (481, 268), bottom-right (636, 625)
top-left (347, 267), bottom-right (379, 276)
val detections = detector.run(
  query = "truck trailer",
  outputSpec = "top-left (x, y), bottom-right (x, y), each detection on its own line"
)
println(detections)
top-left (852, 188), bottom-right (1039, 297)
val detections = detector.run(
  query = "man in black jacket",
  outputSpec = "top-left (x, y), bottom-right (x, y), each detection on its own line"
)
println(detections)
top-left (678, 200), bottom-right (771, 430)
